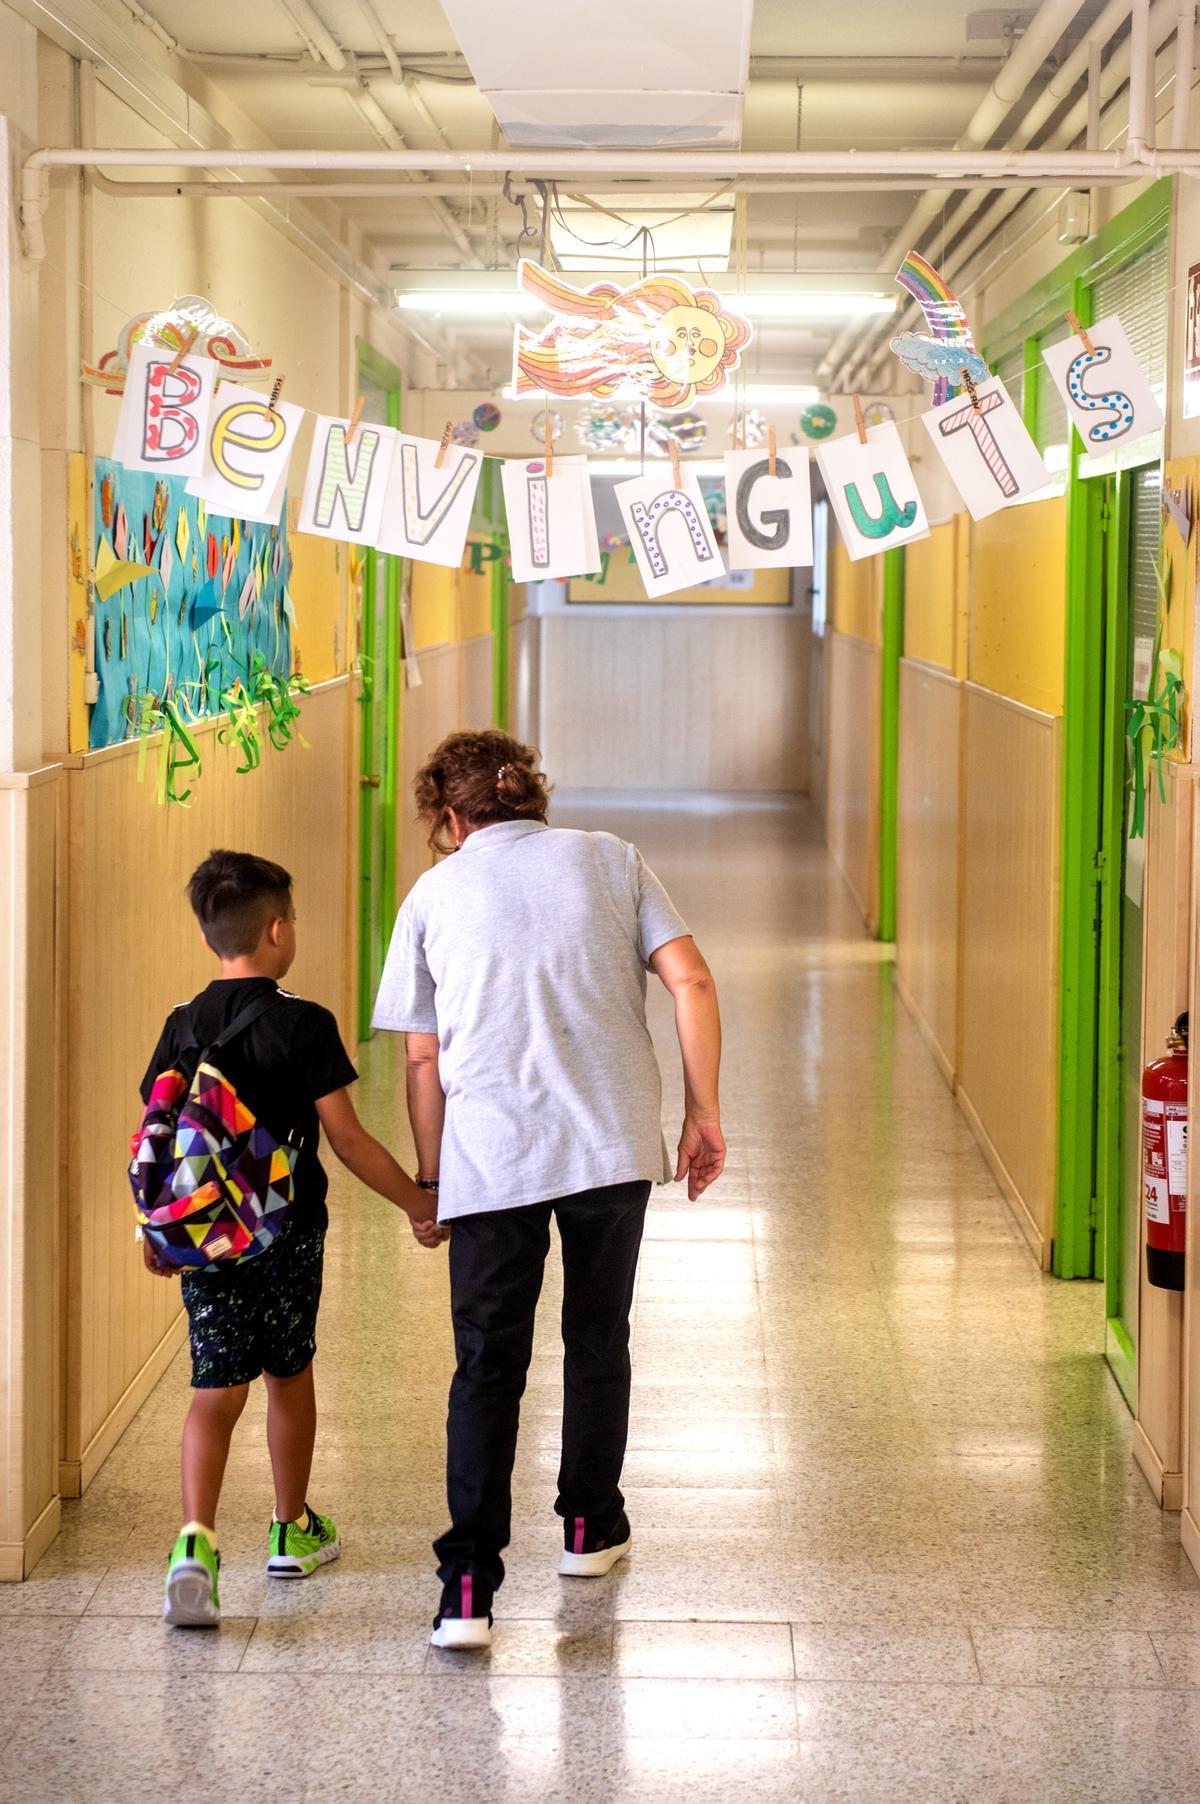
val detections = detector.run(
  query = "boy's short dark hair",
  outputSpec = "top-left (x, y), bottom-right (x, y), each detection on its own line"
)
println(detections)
top-left (187, 850), bottom-right (293, 958)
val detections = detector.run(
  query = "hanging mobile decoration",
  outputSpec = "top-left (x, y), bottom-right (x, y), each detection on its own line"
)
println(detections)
top-left (799, 403), bottom-right (838, 440)
top-left (514, 261), bottom-right (753, 408)
top-left (81, 294), bottom-right (270, 394)
top-left (864, 402), bottom-right (895, 428)
top-left (576, 404), bottom-right (638, 452)
top-left (530, 408), bottom-right (564, 447)
top-left (889, 251), bottom-right (989, 403)
top-left (648, 410), bottom-right (707, 453)
top-left (472, 402), bottom-right (502, 432)
top-left (451, 420), bottom-right (481, 447)
top-left (728, 409), bottom-right (768, 448)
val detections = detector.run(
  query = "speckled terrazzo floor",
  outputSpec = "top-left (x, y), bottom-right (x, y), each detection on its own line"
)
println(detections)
top-left (5, 797), bottom-right (1200, 1803)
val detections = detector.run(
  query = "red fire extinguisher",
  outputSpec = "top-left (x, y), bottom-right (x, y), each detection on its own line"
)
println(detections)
top-left (1143, 1012), bottom-right (1189, 1292)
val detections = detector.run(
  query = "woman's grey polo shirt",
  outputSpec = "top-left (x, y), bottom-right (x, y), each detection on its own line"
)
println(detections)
top-left (371, 820), bottom-right (690, 1221)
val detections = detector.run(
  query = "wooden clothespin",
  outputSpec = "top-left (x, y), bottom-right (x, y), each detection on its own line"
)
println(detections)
top-left (853, 395), bottom-right (868, 445)
top-left (434, 420), bottom-right (453, 470)
top-left (344, 394), bottom-right (364, 446)
top-left (1066, 310), bottom-right (1095, 356)
top-left (669, 438), bottom-right (682, 490)
top-left (768, 424), bottom-right (777, 477)
top-left (268, 375), bottom-right (285, 413)
top-left (544, 413), bottom-right (554, 479)
top-left (960, 367), bottom-right (982, 415)
top-left (166, 325), bottom-right (199, 375)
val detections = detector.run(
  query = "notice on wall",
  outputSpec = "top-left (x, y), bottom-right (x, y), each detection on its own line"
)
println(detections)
top-left (113, 344), bottom-right (219, 479)
top-left (299, 416), bottom-right (395, 545)
top-left (500, 454), bottom-right (601, 583)
top-left (920, 377), bottom-right (1051, 521)
top-left (614, 468), bottom-right (724, 599)
top-left (814, 423), bottom-right (928, 561)
top-left (376, 433), bottom-right (484, 568)
top-left (723, 446), bottom-right (814, 570)
top-left (1185, 261), bottom-right (1200, 419)
top-left (187, 384), bottom-right (305, 523)
top-left (1042, 315), bottom-right (1164, 458)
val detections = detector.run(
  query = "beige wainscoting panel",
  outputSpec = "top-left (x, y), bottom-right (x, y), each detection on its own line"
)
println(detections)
top-left (0, 769), bottom-right (65, 1578)
top-left (538, 612), bottom-right (809, 793)
top-left (956, 683), bottom-right (1061, 1265)
top-left (896, 660), bottom-right (962, 1084)
top-left (1135, 771), bottom-right (1194, 1508)
top-left (511, 613), bottom-right (540, 749)
top-left (61, 680), bottom-right (355, 1495)
top-left (459, 634), bottom-right (494, 734)
top-left (826, 630), bottom-right (880, 929)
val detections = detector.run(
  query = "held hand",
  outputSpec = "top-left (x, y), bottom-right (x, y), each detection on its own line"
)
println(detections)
top-left (410, 1216), bottom-right (449, 1250)
top-left (140, 1234), bottom-right (178, 1279)
top-left (674, 1114), bottom-right (726, 1201)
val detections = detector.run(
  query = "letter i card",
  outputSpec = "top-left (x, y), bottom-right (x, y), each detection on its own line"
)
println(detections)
top-left (920, 377), bottom-right (1050, 521)
top-left (814, 422), bottom-right (928, 561)
top-left (1041, 314), bottom-right (1163, 460)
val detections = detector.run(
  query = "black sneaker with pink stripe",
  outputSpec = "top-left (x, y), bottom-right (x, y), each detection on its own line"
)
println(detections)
top-left (430, 1569), bottom-right (494, 1650)
top-left (558, 1510), bottom-right (633, 1577)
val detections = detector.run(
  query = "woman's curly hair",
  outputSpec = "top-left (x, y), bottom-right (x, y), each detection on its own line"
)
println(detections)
top-left (413, 730), bottom-right (552, 855)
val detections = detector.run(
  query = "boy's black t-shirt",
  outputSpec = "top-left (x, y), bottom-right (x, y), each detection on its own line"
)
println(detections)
top-left (139, 977), bottom-right (358, 1233)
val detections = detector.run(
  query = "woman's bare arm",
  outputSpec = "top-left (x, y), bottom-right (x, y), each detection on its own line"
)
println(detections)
top-left (405, 1031), bottom-right (446, 1180)
top-left (649, 936), bottom-right (726, 1199)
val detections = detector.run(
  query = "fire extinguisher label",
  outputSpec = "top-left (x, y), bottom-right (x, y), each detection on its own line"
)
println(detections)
top-left (1146, 1176), bottom-right (1171, 1225)
top-left (1167, 1112), bottom-right (1188, 1199)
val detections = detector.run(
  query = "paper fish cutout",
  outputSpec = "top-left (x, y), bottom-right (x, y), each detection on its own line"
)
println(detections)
top-left (175, 507), bottom-right (189, 561)
top-left (114, 505), bottom-right (128, 561)
top-left (891, 252), bottom-right (988, 406)
top-left (513, 261), bottom-right (752, 409)
top-left (152, 481), bottom-right (169, 534)
top-left (159, 535), bottom-right (174, 591)
top-left (196, 498), bottom-right (207, 539)
top-left (1162, 478), bottom-right (1192, 546)
top-left (100, 473), bottom-right (114, 529)
top-left (206, 532), bottom-right (219, 581)
top-left (94, 558), bottom-right (154, 601)
top-left (237, 569), bottom-right (256, 621)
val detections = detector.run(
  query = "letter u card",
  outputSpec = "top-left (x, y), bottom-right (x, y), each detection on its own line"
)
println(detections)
top-left (500, 455), bottom-right (600, 583)
top-left (814, 423), bottom-right (928, 561)
top-left (614, 467), bottom-right (724, 599)
top-left (920, 377), bottom-right (1051, 521)
top-left (377, 433), bottom-right (484, 567)
top-left (1041, 315), bottom-right (1164, 459)
top-left (114, 343), bottom-right (218, 479)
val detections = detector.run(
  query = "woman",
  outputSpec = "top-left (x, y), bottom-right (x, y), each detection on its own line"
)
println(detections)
top-left (373, 730), bottom-right (725, 1650)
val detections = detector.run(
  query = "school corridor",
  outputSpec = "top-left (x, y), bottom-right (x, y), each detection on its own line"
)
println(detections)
top-left (2, 798), bottom-right (1197, 1802)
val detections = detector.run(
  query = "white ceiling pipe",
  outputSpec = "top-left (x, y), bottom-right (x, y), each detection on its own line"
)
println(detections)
top-left (1129, 0), bottom-right (1152, 149)
top-left (841, 0), bottom-right (1176, 389)
top-left (354, 0), bottom-right (403, 83)
top-left (346, 83), bottom-right (484, 266)
top-left (1174, 2), bottom-right (1197, 145)
top-left (817, 0), bottom-right (1091, 383)
top-left (403, 75), bottom-right (453, 151)
top-left (275, 0), bottom-right (347, 72)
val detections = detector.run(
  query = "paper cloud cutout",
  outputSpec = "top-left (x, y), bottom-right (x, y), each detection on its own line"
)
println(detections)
top-left (890, 333), bottom-right (991, 388)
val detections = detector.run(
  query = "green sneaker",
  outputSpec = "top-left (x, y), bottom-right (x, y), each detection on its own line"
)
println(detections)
top-left (266, 1506), bottom-right (341, 1579)
top-left (163, 1527), bottom-right (221, 1628)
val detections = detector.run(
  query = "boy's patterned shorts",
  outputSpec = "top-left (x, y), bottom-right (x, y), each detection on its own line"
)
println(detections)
top-left (181, 1218), bottom-right (326, 1389)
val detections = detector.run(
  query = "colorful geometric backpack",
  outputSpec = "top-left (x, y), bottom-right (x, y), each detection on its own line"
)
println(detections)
top-left (129, 992), bottom-right (298, 1268)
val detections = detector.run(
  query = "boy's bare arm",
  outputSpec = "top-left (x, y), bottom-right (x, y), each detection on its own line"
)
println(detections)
top-left (315, 1088), bottom-right (446, 1247)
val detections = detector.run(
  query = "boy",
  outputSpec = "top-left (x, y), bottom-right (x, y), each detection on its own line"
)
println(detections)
top-left (139, 849), bottom-right (443, 1628)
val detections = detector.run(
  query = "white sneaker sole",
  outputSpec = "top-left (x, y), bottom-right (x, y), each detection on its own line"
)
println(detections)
top-left (163, 1561), bottom-right (220, 1627)
top-left (430, 1616), bottom-right (493, 1650)
top-left (558, 1534), bottom-right (632, 1577)
top-left (266, 1538), bottom-right (341, 1579)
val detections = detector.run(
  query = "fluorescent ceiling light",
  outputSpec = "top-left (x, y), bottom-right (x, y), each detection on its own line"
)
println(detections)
top-left (395, 292), bottom-right (544, 318)
top-left (395, 274), bottom-right (895, 324)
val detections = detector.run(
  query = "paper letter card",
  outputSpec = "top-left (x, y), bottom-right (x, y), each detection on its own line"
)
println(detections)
top-left (500, 454), bottom-right (601, 583)
top-left (377, 433), bottom-right (485, 568)
top-left (615, 468), bottom-right (724, 599)
top-left (724, 447), bottom-right (814, 570)
top-left (1041, 314), bottom-right (1164, 458)
top-left (114, 343), bottom-right (218, 478)
top-left (814, 424), bottom-right (927, 562)
top-left (920, 376), bottom-right (1051, 521)
top-left (299, 416), bottom-right (396, 545)
top-left (187, 384), bottom-right (304, 524)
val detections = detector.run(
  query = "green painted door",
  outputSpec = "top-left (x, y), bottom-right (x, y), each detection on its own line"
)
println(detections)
top-left (1098, 466), bottom-right (1162, 1406)
top-left (355, 347), bottom-right (403, 1041)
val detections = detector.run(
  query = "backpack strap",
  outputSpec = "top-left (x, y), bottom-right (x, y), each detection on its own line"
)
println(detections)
top-left (197, 989), bottom-right (286, 1061)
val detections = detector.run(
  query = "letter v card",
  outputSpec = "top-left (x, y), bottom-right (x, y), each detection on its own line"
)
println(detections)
top-left (724, 446), bottom-right (813, 570)
top-left (377, 433), bottom-right (483, 567)
top-left (815, 422), bottom-right (928, 561)
top-left (1041, 314), bottom-right (1163, 459)
top-left (500, 454), bottom-right (600, 583)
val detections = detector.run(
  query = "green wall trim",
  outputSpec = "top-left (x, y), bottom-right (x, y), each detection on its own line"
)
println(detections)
top-left (491, 556), bottom-right (510, 731)
top-left (982, 179), bottom-right (1171, 360)
top-left (1098, 472), bottom-right (1132, 1332)
top-left (877, 548), bottom-right (905, 943)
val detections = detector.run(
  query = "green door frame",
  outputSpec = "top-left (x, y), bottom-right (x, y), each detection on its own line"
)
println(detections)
top-left (982, 182), bottom-right (1170, 1280)
top-left (877, 547), bottom-right (905, 943)
top-left (355, 340), bottom-right (403, 1041)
